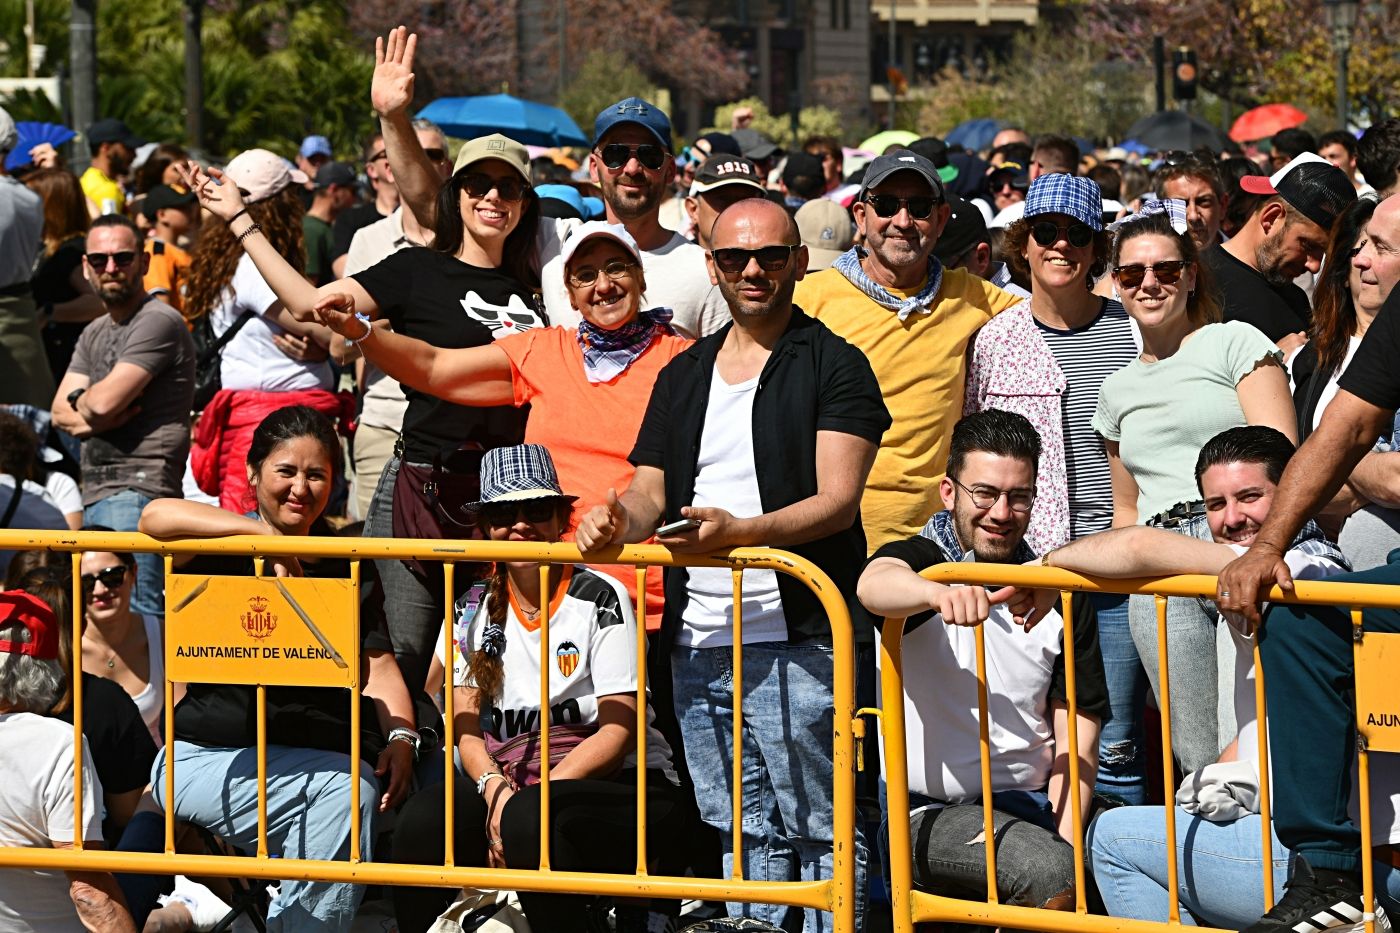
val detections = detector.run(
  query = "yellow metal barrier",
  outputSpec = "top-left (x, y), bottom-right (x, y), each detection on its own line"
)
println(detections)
top-left (880, 563), bottom-right (1400, 933)
top-left (0, 530), bottom-right (859, 929)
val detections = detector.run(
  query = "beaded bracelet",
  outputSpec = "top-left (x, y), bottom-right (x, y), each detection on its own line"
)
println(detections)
top-left (236, 222), bottom-right (263, 244)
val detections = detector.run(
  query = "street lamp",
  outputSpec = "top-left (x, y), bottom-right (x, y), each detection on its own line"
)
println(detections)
top-left (1324, 0), bottom-right (1359, 129)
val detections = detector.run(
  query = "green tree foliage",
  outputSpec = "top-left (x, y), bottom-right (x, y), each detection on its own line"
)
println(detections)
top-left (557, 52), bottom-right (662, 142)
top-left (707, 97), bottom-right (846, 150)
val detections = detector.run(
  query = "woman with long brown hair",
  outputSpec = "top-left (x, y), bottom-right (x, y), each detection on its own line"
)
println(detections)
top-left (182, 150), bottom-right (343, 513)
top-left (23, 168), bottom-right (104, 379)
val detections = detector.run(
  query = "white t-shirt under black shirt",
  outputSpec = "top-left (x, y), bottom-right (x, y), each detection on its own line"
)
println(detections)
top-left (678, 367), bottom-right (787, 647)
top-left (214, 253), bottom-right (332, 393)
top-left (0, 713), bottom-right (104, 933)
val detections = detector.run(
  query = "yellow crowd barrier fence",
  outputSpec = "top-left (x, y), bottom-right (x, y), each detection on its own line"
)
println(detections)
top-left (0, 530), bottom-right (860, 930)
top-left (880, 563), bottom-right (1400, 933)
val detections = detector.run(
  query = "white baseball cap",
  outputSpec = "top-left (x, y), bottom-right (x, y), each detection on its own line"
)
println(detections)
top-left (223, 149), bottom-right (309, 203)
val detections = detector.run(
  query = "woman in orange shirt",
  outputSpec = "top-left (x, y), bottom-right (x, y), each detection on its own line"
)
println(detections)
top-left (315, 222), bottom-right (693, 620)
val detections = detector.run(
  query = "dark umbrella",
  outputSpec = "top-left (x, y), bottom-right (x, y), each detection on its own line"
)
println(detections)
top-left (1123, 111), bottom-right (1228, 154)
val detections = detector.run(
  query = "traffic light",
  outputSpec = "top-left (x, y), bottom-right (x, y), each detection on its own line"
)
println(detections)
top-left (1173, 47), bottom-right (1198, 101)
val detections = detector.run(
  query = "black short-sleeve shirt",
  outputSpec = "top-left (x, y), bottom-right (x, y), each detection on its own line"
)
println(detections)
top-left (1202, 244), bottom-right (1311, 343)
top-left (864, 535), bottom-right (1111, 722)
top-left (332, 202), bottom-right (387, 262)
top-left (352, 248), bottom-right (546, 463)
top-left (1339, 287), bottom-right (1400, 412)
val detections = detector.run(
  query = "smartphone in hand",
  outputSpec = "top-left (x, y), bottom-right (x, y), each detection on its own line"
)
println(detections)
top-left (656, 518), bottom-right (703, 536)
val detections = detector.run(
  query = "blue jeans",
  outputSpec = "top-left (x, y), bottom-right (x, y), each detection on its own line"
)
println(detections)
top-left (85, 488), bottom-right (161, 616)
top-left (152, 741), bottom-right (378, 932)
top-left (672, 641), bottom-right (867, 933)
top-left (1089, 805), bottom-right (1400, 926)
top-left (1093, 593), bottom-right (1149, 805)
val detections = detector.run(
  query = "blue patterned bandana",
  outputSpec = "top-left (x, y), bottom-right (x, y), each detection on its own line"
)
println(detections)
top-left (576, 307), bottom-right (676, 383)
top-left (919, 509), bottom-right (1038, 564)
top-left (832, 247), bottom-right (944, 322)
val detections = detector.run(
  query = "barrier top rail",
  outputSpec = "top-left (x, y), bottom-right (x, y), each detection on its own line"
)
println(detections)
top-left (879, 562), bottom-right (1400, 933)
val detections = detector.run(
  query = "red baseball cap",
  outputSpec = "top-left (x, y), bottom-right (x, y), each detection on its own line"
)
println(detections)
top-left (0, 591), bottom-right (59, 660)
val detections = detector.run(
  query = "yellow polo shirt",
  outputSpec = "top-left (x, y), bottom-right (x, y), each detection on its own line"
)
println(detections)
top-left (794, 266), bottom-right (1020, 552)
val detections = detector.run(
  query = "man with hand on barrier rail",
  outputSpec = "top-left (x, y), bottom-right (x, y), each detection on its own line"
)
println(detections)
top-left (856, 409), bottom-right (1108, 912)
top-left (1042, 426), bottom-right (1363, 927)
top-left (1219, 281), bottom-right (1400, 932)
top-left (0, 590), bottom-right (138, 933)
top-left (576, 198), bottom-right (890, 933)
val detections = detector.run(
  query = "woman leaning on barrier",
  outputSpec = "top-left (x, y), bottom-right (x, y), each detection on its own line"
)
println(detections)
top-left (136, 406), bottom-right (419, 932)
top-left (391, 444), bottom-right (689, 933)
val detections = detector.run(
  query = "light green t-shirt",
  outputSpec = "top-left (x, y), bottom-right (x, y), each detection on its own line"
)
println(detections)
top-left (1092, 320), bottom-right (1283, 521)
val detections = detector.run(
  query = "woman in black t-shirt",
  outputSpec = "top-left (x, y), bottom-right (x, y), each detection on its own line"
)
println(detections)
top-left (138, 406), bottom-right (420, 930)
top-left (181, 135), bottom-right (546, 701)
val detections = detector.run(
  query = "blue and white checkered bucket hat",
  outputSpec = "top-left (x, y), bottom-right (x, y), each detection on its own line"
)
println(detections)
top-left (1023, 173), bottom-right (1104, 231)
top-left (469, 444), bottom-right (578, 507)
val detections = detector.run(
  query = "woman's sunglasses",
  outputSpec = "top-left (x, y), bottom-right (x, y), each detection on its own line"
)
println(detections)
top-left (479, 498), bottom-right (564, 527)
top-left (81, 565), bottom-right (129, 594)
top-left (1112, 260), bottom-right (1191, 290)
top-left (458, 172), bottom-right (527, 202)
top-left (1030, 222), bottom-right (1095, 249)
top-left (598, 143), bottom-right (668, 172)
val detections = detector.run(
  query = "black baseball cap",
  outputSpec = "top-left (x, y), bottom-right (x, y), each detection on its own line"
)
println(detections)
top-left (1239, 152), bottom-right (1357, 232)
top-left (733, 128), bottom-right (783, 162)
top-left (782, 151), bottom-right (825, 189)
top-left (859, 150), bottom-right (944, 199)
top-left (87, 118), bottom-right (144, 150)
top-left (690, 154), bottom-right (765, 195)
top-left (315, 161), bottom-right (357, 189)
top-left (933, 196), bottom-right (989, 265)
top-left (141, 184), bottom-right (196, 220)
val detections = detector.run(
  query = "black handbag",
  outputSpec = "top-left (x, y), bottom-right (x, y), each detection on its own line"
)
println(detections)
top-left (191, 310), bottom-right (255, 411)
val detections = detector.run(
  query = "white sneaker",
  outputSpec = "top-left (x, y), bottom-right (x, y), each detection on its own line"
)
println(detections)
top-left (157, 876), bottom-right (234, 932)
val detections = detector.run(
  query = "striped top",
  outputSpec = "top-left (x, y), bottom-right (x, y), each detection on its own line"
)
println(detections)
top-left (1034, 301), bottom-right (1137, 539)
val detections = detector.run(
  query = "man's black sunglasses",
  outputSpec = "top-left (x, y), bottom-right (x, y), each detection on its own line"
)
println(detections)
top-left (598, 143), bottom-right (668, 171)
top-left (710, 245), bottom-right (800, 274)
top-left (864, 194), bottom-right (937, 219)
top-left (86, 251), bottom-right (139, 269)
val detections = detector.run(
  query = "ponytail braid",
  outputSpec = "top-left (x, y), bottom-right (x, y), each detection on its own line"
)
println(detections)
top-left (467, 562), bottom-right (509, 701)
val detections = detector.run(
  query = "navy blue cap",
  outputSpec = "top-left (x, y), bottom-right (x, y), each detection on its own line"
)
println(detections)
top-left (593, 98), bottom-right (672, 150)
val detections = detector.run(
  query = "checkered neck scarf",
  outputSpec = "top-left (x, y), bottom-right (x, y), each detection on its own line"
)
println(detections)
top-left (919, 509), bottom-right (1038, 564)
top-left (576, 307), bottom-right (676, 384)
top-left (832, 247), bottom-right (944, 322)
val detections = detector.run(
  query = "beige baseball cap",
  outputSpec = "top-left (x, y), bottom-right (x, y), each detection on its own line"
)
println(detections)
top-left (796, 199), bottom-right (855, 270)
top-left (223, 149), bottom-right (309, 203)
top-left (453, 133), bottom-right (530, 179)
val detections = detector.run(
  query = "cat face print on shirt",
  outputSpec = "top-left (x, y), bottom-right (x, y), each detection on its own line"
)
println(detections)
top-left (461, 291), bottom-right (546, 339)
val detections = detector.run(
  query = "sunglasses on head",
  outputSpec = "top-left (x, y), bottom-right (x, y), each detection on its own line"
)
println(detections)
top-left (81, 564), bottom-right (129, 594)
top-left (864, 194), bottom-right (937, 219)
top-left (458, 172), bottom-right (527, 201)
top-left (1030, 221), bottom-right (1095, 249)
top-left (598, 143), bottom-right (668, 171)
top-left (710, 245), bottom-right (799, 275)
top-left (86, 251), bottom-right (139, 270)
top-left (1112, 260), bottom-right (1190, 290)
top-left (479, 498), bottom-right (564, 527)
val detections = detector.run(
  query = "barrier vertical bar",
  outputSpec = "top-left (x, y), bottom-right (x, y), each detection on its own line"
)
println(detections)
top-left (161, 554), bottom-right (175, 853)
top-left (1253, 641), bottom-right (1274, 911)
top-left (253, 557), bottom-right (268, 859)
top-left (878, 620), bottom-right (916, 933)
top-left (538, 562), bottom-right (552, 871)
top-left (973, 622), bottom-right (998, 903)
top-left (1354, 608), bottom-right (1377, 933)
top-left (70, 551), bottom-right (84, 850)
top-left (731, 567), bottom-right (745, 881)
top-left (349, 560), bottom-right (362, 863)
top-left (1156, 594), bottom-right (1180, 922)
top-left (443, 561), bottom-right (456, 868)
top-left (635, 565), bottom-right (649, 876)
top-left (1058, 590), bottom-right (1087, 913)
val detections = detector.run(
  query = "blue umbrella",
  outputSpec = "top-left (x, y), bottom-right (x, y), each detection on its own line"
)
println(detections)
top-left (945, 118), bottom-right (1006, 153)
top-left (417, 94), bottom-right (590, 148)
top-left (6, 121), bottom-right (77, 171)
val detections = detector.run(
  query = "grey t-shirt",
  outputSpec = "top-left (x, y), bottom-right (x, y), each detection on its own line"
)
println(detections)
top-left (68, 297), bottom-right (196, 504)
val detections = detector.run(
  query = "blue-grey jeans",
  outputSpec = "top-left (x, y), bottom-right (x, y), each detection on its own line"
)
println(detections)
top-left (85, 488), bottom-right (161, 616)
top-left (671, 640), bottom-right (867, 933)
top-left (1093, 593), bottom-right (1149, 805)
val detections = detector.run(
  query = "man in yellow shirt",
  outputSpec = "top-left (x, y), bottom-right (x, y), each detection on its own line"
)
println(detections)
top-left (80, 119), bottom-right (142, 217)
top-left (794, 150), bottom-right (1020, 552)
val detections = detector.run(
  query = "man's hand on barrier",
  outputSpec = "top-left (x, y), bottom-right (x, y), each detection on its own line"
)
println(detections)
top-left (267, 555), bottom-right (303, 578)
top-left (576, 488), bottom-right (628, 553)
top-left (1216, 544), bottom-right (1294, 634)
top-left (928, 582), bottom-right (995, 627)
top-left (660, 506), bottom-right (741, 553)
top-left (1011, 586), bottom-right (1060, 633)
top-left (375, 740), bottom-right (415, 812)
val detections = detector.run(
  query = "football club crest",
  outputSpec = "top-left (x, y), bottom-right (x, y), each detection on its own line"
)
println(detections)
top-left (556, 641), bottom-right (580, 678)
top-left (241, 595), bottom-right (278, 641)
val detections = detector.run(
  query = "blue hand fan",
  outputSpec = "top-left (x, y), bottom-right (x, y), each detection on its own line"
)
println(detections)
top-left (6, 121), bottom-right (77, 171)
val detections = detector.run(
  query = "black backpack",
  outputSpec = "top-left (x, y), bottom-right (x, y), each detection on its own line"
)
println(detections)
top-left (190, 310), bottom-right (254, 411)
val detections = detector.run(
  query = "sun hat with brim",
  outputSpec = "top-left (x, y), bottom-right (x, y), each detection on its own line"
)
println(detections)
top-left (1022, 173), bottom-right (1105, 231)
top-left (223, 149), bottom-right (309, 203)
top-left (453, 133), bottom-right (531, 180)
top-left (559, 221), bottom-right (641, 271)
top-left (468, 444), bottom-right (578, 508)
top-left (0, 590), bottom-right (59, 660)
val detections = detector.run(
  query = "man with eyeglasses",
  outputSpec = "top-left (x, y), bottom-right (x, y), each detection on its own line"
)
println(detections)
top-left (577, 197), bottom-right (890, 933)
top-left (50, 214), bottom-right (195, 617)
top-left (794, 150), bottom-right (1021, 554)
top-left (330, 130), bottom-right (406, 279)
top-left (857, 408), bottom-right (1107, 914)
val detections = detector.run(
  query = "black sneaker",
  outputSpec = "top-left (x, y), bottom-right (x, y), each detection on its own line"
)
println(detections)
top-left (1240, 857), bottom-right (1389, 933)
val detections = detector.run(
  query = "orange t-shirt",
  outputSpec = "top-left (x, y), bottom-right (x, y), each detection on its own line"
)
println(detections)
top-left (497, 325), bottom-right (691, 626)
top-left (143, 238), bottom-right (193, 317)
